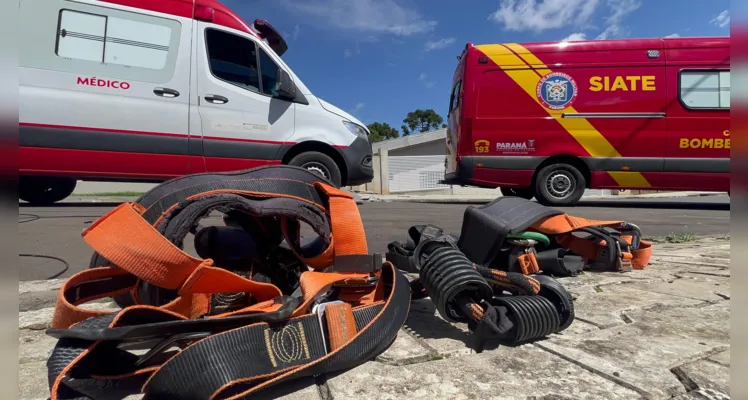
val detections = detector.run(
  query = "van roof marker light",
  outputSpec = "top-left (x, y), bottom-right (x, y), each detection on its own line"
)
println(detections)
top-left (194, 5), bottom-right (214, 22)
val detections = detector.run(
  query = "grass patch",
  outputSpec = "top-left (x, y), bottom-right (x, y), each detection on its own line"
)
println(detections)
top-left (644, 232), bottom-right (698, 244)
top-left (76, 191), bottom-right (145, 197)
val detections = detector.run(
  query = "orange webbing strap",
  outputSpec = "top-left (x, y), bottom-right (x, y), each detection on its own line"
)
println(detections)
top-left (314, 183), bottom-right (368, 255)
top-left (556, 232), bottom-right (653, 270)
top-left (628, 237), bottom-right (653, 269)
top-left (50, 266), bottom-right (133, 329)
top-left (291, 270), bottom-right (374, 317)
top-left (530, 214), bottom-right (623, 235)
top-left (50, 202), bottom-right (287, 329)
top-left (82, 202), bottom-right (210, 290)
top-left (324, 302), bottom-right (358, 352)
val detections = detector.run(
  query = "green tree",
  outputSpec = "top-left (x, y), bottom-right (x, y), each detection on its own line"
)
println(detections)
top-left (401, 109), bottom-right (444, 136)
top-left (366, 122), bottom-right (400, 143)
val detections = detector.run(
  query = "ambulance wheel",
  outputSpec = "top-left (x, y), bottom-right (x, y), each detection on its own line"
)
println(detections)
top-left (19, 176), bottom-right (76, 205)
top-left (500, 187), bottom-right (535, 200)
top-left (288, 151), bottom-right (342, 187)
top-left (534, 163), bottom-right (586, 206)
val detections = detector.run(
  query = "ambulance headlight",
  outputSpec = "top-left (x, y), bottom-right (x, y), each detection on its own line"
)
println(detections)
top-left (343, 121), bottom-right (369, 139)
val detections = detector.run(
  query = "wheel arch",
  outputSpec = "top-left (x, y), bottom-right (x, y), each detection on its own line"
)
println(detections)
top-left (280, 140), bottom-right (348, 185)
top-left (532, 155), bottom-right (591, 189)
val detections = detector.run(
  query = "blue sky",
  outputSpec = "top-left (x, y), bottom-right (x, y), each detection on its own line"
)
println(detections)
top-left (225, 0), bottom-right (731, 135)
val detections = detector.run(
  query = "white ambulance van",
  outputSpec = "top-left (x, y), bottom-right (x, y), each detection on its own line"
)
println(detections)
top-left (19, 0), bottom-right (374, 204)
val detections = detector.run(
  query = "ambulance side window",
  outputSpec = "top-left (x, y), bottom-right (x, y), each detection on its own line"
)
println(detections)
top-left (679, 70), bottom-right (730, 109)
top-left (449, 81), bottom-right (461, 111)
top-left (205, 28), bottom-right (261, 93)
top-left (55, 9), bottom-right (172, 71)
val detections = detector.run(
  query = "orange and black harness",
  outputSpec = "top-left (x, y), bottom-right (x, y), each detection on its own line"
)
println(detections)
top-left (44, 167), bottom-right (653, 399)
top-left (45, 166), bottom-right (410, 400)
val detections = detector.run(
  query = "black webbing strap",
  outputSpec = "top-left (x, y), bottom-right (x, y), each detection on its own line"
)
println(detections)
top-left (47, 263), bottom-right (410, 400)
top-left (457, 197), bottom-right (563, 267)
top-left (134, 165), bottom-right (331, 211)
top-left (142, 178), bottom-right (326, 224)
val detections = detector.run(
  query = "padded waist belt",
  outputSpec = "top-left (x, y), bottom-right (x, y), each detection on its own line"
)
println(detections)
top-left (44, 166), bottom-right (409, 400)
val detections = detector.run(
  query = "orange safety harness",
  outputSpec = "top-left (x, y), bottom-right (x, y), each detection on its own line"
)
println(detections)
top-left (45, 166), bottom-right (409, 400)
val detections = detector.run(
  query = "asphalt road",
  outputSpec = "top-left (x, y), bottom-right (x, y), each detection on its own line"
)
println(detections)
top-left (19, 195), bottom-right (730, 283)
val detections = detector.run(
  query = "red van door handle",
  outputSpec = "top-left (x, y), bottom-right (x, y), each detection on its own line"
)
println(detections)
top-left (153, 87), bottom-right (180, 98)
top-left (204, 94), bottom-right (229, 104)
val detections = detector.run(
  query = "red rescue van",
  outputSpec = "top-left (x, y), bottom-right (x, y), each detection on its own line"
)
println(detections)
top-left (443, 37), bottom-right (730, 206)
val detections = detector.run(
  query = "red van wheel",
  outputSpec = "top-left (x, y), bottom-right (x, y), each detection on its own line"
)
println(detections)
top-left (534, 163), bottom-right (586, 206)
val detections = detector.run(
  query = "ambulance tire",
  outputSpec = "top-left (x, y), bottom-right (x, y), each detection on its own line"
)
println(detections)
top-left (19, 176), bottom-right (76, 205)
top-left (288, 151), bottom-right (342, 187)
top-left (534, 163), bottom-right (586, 207)
top-left (500, 187), bottom-right (535, 200)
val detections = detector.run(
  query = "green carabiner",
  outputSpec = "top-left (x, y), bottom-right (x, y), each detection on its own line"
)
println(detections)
top-left (507, 231), bottom-right (551, 248)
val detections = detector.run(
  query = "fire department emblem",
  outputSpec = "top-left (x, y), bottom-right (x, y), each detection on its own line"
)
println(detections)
top-left (537, 72), bottom-right (577, 110)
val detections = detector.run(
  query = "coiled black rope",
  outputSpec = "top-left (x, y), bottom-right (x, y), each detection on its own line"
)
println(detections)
top-left (408, 233), bottom-right (573, 352)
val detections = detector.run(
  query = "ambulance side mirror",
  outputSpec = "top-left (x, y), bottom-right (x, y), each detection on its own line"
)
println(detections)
top-left (276, 69), bottom-right (296, 101)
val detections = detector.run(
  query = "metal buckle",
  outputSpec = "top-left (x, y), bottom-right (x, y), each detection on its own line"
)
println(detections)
top-left (312, 300), bottom-right (344, 354)
top-left (615, 241), bottom-right (633, 272)
top-left (332, 275), bottom-right (379, 288)
top-left (130, 331), bottom-right (212, 367)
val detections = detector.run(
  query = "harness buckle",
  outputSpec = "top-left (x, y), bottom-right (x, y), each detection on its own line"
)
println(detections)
top-left (330, 254), bottom-right (383, 273)
top-left (312, 300), bottom-right (344, 354)
top-left (131, 331), bottom-right (212, 367)
top-left (615, 241), bottom-right (633, 272)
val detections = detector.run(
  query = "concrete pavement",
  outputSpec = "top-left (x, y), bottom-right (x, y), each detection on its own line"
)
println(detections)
top-left (18, 236), bottom-right (731, 399)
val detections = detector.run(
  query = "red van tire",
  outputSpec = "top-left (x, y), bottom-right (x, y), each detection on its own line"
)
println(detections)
top-left (288, 151), bottom-right (342, 187)
top-left (534, 163), bottom-right (586, 207)
top-left (500, 187), bottom-right (535, 200)
top-left (19, 176), bottom-right (76, 205)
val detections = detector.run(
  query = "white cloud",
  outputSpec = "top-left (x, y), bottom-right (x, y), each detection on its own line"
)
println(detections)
top-left (595, 0), bottom-right (642, 40)
top-left (419, 73), bottom-right (435, 88)
top-left (424, 37), bottom-right (456, 51)
top-left (710, 10), bottom-right (730, 28)
top-left (488, 0), bottom-right (601, 32)
top-left (291, 25), bottom-right (300, 40)
top-left (352, 103), bottom-right (365, 113)
top-left (664, 33), bottom-right (680, 38)
top-left (278, 0), bottom-right (436, 37)
top-left (561, 32), bottom-right (587, 41)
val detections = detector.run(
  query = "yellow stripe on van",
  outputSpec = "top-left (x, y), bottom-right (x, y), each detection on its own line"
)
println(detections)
top-left (475, 43), bottom-right (650, 188)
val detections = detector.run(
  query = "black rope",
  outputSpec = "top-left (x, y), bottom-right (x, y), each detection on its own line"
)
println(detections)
top-left (19, 213), bottom-right (70, 279)
top-left (18, 253), bottom-right (70, 280)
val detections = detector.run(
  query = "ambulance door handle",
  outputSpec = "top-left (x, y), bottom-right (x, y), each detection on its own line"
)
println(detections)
top-left (153, 87), bottom-right (180, 98)
top-left (204, 94), bottom-right (229, 104)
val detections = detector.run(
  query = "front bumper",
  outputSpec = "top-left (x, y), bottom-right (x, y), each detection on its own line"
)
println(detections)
top-left (337, 136), bottom-right (374, 186)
